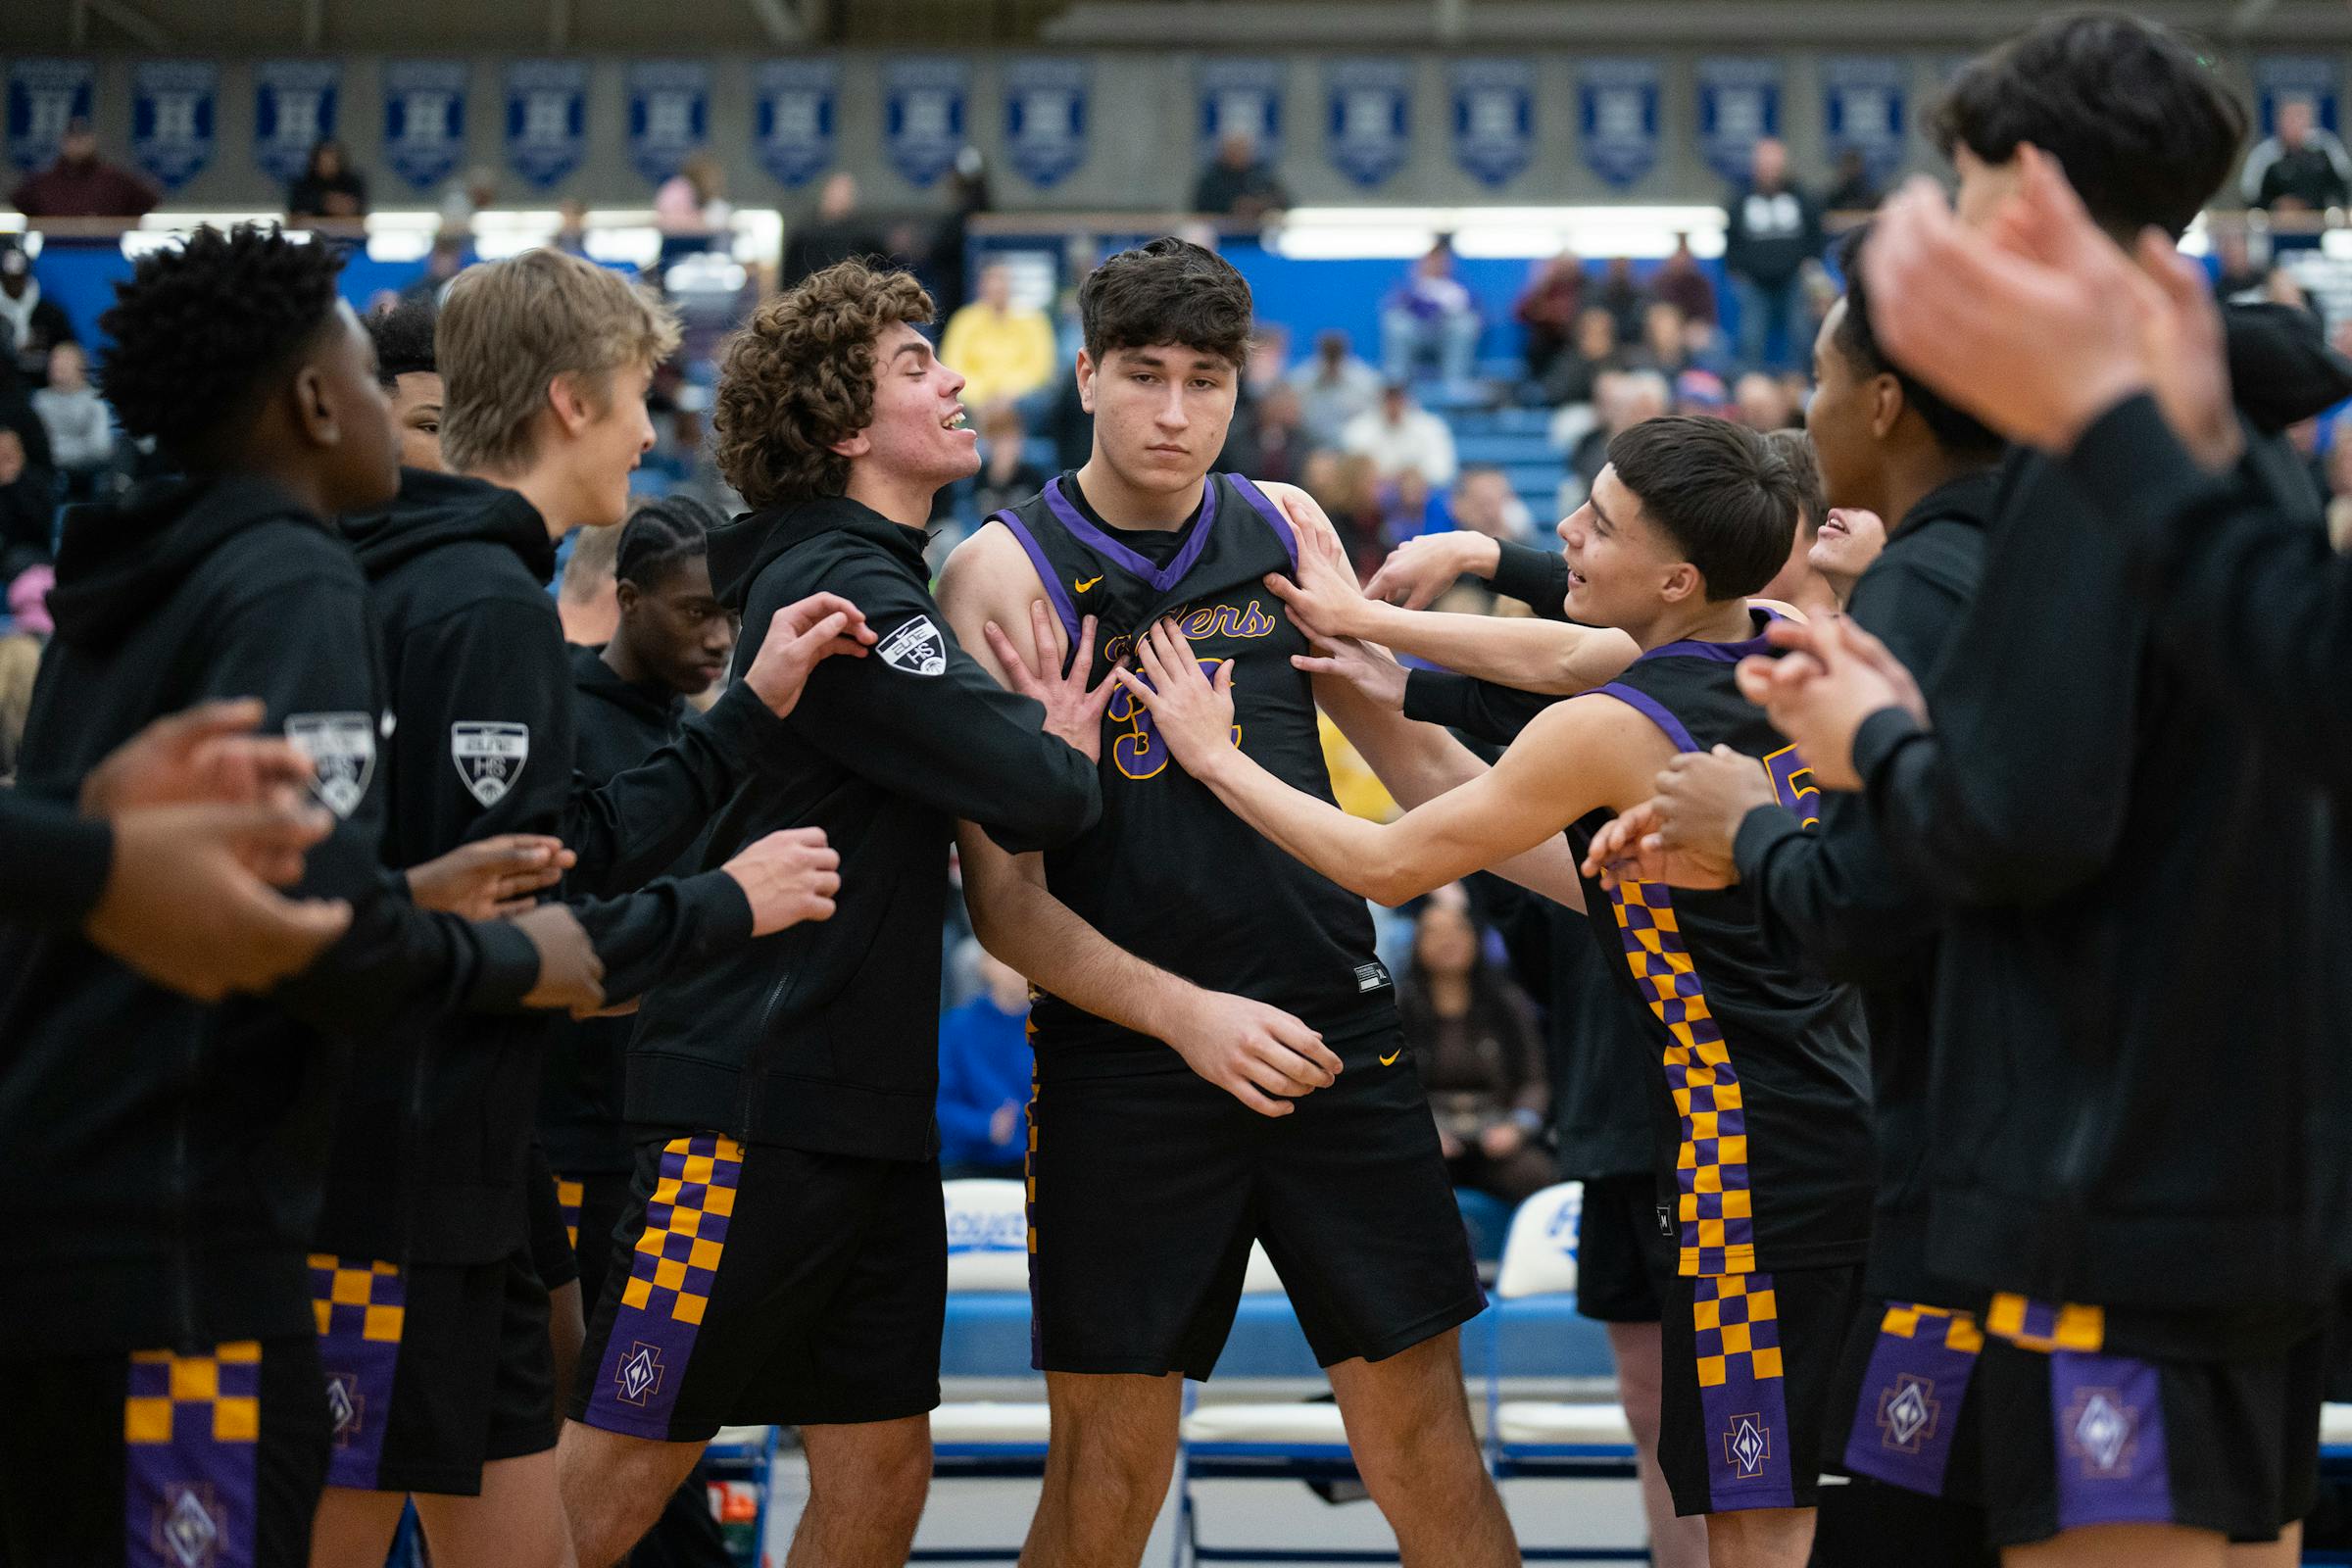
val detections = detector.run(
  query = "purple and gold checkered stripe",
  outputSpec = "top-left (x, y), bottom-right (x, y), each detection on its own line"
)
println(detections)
top-left (1842, 1300), bottom-right (1984, 1498)
top-left (308, 1254), bottom-right (406, 1491)
top-left (557, 1178), bottom-right (585, 1252)
top-left (580, 1133), bottom-right (743, 1439)
top-left (1691, 1273), bottom-right (1794, 1511)
top-left (1984, 1294), bottom-right (2106, 1354)
top-left (124, 1341), bottom-right (261, 1568)
top-left (1606, 878), bottom-right (1756, 1276)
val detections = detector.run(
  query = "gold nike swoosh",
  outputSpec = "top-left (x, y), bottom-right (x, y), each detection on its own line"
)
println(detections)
top-left (1073, 575), bottom-right (1102, 593)
top-left (1378, 1049), bottom-right (1401, 1066)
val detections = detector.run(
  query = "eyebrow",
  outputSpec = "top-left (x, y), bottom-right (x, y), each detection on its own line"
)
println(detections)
top-left (891, 341), bottom-right (932, 366)
top-left (1122, 349), bottom-right (1228, 373)
top-left (1590, 493), bottom-right (1617, 531)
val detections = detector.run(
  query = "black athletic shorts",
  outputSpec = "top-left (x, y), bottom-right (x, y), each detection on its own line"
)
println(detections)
top-left (1825, 1298), bottom-right (1989, 1505)
top-left (571, 1133), bottom-right (945, 1440)
top-left (0, 1335), bottom-right (328, 1568)
top-left (556, 1167), bottom-right (635, 1312)
top-left (526, 1145), bottom-right (580, 1294)
top-left (1027, 1028), bottom-right (1487, 1379)
top-left (1973, 1318), bottom-right (2325, 1547)
top-left (1657, 1262), bottom-right (1862, 1517)
top-left (1575, 1170), bottom-right (1673, 1324)
top-left (308, 1249), bottom-right (556, 1495)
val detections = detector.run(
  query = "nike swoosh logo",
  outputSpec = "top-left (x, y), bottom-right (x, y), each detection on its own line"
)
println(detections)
top-left (1378, 1049), bottom-right (1401, 1066)
top-left (1073, 575), bottom-right (1102, 593)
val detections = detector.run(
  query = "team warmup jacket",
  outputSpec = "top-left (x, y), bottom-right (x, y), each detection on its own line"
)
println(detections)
top-left (626, 495), bottom-right (1101, 1161)
top-left (1847, 309), bottom-right (2350, 1347)
top-left (322, 468), bottom-right (782, 1266)
top-left (1731, 472), bottom-right (1994, 1308)
top-left (0, 793), bottom-right (112, 928)
top-left (0, 474), bottom-right (546, 1356)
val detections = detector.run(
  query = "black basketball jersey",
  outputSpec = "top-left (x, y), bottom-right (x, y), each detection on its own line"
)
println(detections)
top-left (1563, 609), bottom-right (1876, 1278)
top-left (992, 471), bottom-right (1395, 1069)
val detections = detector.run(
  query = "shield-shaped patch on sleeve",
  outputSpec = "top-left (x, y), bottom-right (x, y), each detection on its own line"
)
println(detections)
top-left (878, 614), bottom-right (948, 677)
top-left (285, 711), bottom-right (378, 818)
top-left (450, 721), bottom-right (531, 808)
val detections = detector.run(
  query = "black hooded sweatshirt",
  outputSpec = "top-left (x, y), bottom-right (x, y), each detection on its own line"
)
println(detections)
top-left (625, 495), bottom-right (1100, 1160)
top-left (0, 474), bottom-right (545, 1357)
top-left (1845, 307), bottom-right (2351, 1351)
top-left (322, 467), bottom-right (780, 1265)
top-left (0, 794), bottom-right (113, 927)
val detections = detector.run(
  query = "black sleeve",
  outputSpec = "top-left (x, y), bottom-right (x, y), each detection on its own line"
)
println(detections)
top-left (561, 682), bottom-right (791, 899)
top-left (1489, 540), bottom-right (1572, 620)
top-left (0, 794), bottom-right (112, 928)
top-left (2063, 394), bottom-right (2352, 790)
top-left (196, 569), bottom-right (542, 1029)
top-left (762, 544), bottom-right (1101, 854)
top-left (1401, 668), bottom-right (1563, 747)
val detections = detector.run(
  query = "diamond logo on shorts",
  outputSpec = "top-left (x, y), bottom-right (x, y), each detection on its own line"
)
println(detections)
top-left (2066, 1390), bottom-right (2136, 1476)
top-left (1877, 1374), bottom-right (1939, 1454)
top-left (616, 1341), bottom-right (666, 1406)
top-left (324, 1372), bottom-right (360, 1442)
top-left (157, 1484), bottom-right (221, 1568)
top-left (1724, 1413), bottom-right (1771, 1479)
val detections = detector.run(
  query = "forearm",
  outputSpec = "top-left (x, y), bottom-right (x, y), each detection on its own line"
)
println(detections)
top-left (564, 685), bottom-right (776, 896)
top-left (567, 872), bottom-right (754, 1003)
top-left (1353, 600), bottom-right (1630, 695)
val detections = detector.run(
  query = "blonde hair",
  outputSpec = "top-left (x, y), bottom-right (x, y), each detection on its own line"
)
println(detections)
top-left (436, 248), bottom-right (680, 474)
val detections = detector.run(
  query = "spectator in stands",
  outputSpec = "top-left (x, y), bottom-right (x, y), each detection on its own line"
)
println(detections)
top-left (0, 247), bottom-right (77, 385)
top-left (1304, 449), bottom-right (1392, 580)
top-left (1733, 369), bottom-right (1801, 433)
top-left (8, 119), bottom-right (155, 219)
top-left (1399, 889), bottom-right (1552, 1207)
top-left (1569, 368), bottom-right (1669, 496)
top-left (437, 164), bottom-right (499, 234)
top-left (399, 230), bottom-right (468, 308)
top-left (940, 263), bottom-right (1055, 413)
top-left (937, 945), bottom-right (1034, 1180)
top-left (1289, 327), bottom-right (1383, 448)
top-left (557, 521), bottom-right (621, 647)
top-left (1592, 256), bottom-right (1645, 341)
top-left (1446, 464), bottom-right (1534, 546)
top-left (286, 139), bottom-right (368, 222)
top-left (31, 342), bottom-right (113, 500)
top-left (1540, 306), bottom-right (1627, 410)
top-left (1722, 135), bottom-right (1823, 370)
top-left (654, 151), bottom-right (731, 255)
top-left (1513, 250), bottom-right (1588, 382)
top-left (782, 172), bottom-right (884, 285)
top-left (2213, 229), bottom-right (2271, 299)
top-left (551, 198), bottom-right (592, 259)
top-left (1649, 231), bottom-right (1718, 327)
top-left (972, 403), bottom-right (1048, 521)
top-left (1193, 130), bottom-right (1291, 222)
top-left (1343, 380), bottom-right (1458, 490)
top-left (2241, 98), bottom-right (2352, 214)
top-left (1220, 380), bottom-right (1307, 486)
top-left (1629, 299), bottom-right (1691, 380)
top-left (1822, 146), bottom-right (1882, 213)
top-left (0, 429), bottom-right (53, 594)
top-left (1680, 314), bottom-right (1738, 378)
top-left (1382, 236), bottom-right (1482, 389)
top-left (927, 147), bottom-right (996, 319)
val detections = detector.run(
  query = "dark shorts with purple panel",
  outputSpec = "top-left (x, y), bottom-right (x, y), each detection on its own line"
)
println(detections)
top-left (571, 1133), bottom-right (944, 1440)
top-left (308, 1248), bottom-right (555, 1495)
top-left (1656, 1262), bottom-right (1862, 1517)
top-left (1826, 1298), bottom-right (1989, 1504)
top-left (1972, 1298), bottom-right (2324, 1548)
top-left (0, 1335), bottom-right (328, 1568)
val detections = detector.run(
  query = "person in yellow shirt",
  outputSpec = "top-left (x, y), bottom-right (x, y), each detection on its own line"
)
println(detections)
top-left (938, 263), bottom-right (1057, 411)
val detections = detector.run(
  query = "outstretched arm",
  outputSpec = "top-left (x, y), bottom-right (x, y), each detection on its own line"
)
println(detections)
top-left (1117, 618), bottom-right (1655, 906)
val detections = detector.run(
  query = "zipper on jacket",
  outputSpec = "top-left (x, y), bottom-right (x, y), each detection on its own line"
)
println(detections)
top-left (738, 968), bottom-right (794, 1140)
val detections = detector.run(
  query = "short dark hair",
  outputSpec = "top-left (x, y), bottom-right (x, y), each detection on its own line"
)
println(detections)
top-left (97, 223), bottom-right (345, 461)
top-left (1606, 416), bottom-right (1797, 602)
top-left (366, 297), bottom-right (438, 386)
top-left (1761, 428), bottom-right (1826, 537)
top-left (1078, 237), bottom-right (1253, 369)
top-left (1832, 226), bottom-right (2005, 458)
top-left (615, 494), bottom-right (722, 589)
top-left (1933, 11), bottom-right (2245, 239)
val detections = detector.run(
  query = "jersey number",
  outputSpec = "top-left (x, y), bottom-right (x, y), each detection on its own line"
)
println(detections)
top-left (1108, 662), bottom-right (1242, 781)
top-left (1762, 743), bottom-right (1822, 829)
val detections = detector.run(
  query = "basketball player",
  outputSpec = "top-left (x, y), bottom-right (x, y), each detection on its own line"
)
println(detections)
top-left (0, 223), bottom-right (605, 1568)
top-left (1115, 416), bottom-right (1874, 1568)
top-left (1718, 20), bottom-right (2340, 1564)
top-left (310, 248), bottom-right (861, 1568)
top-left (558, 260), bottom-right (1101, 1568)
top-left (936, 237), bottom-right (1513, 1568)
top-left (366, 296), bottom-right (446, 472)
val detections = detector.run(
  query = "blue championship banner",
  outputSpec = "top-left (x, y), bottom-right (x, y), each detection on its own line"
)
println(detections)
top-left (506, 59), bottom-right (587, 188)
top-left (2254, 56), bottom-right (2341, 139)
top-left (382, 60), bottom-right (468, 190)
top-left (131, 60), bottom-right (217, 191)
top-left (626, 61), bottom-right (710, 185)
top-left (1821, 56), bottom-right (1909, 183)
top-left (1004, 56), bottom-right (1089, 189)
top-left (1451, 58), bottom-right (1534, 188)
top-left (882, 56), bottom-right (969, 187)
top-left (254, 60), bottom-right (339, 183)
top-left (1578, 58), bottom-right (1659, 188)
top-left (7, 59), bottom-right (95, 172)
top-left (754, 58), bottom-right (837, 187)
top-left (1696, 56), bottom-right (1781, 183)
top-left (1325, 58), bottom-right (1411, 188)
top-left (1199, 58), bottom-right (1286, 162)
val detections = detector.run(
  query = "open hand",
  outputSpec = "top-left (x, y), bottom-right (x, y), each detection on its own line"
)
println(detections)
top-left (1107, 619), bottom-right (1238, 775)
top-left (1735, 617), bottom-right (1922, 792)
top-left (1363, 530), bottom-right (1504, 611)
top-left (1162, 988), bottom-right (1342, 1117)
top-left (407, 834), bottom-right (575, 919)
top-left (1291, 632), bottom-right (1406, 712)
top-left (1259, 486), bottom-right (1375, 642)
top-left (742, 592), bottom-right (877, 719)
top-left (982, 602), bottom-right (1119, 763)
